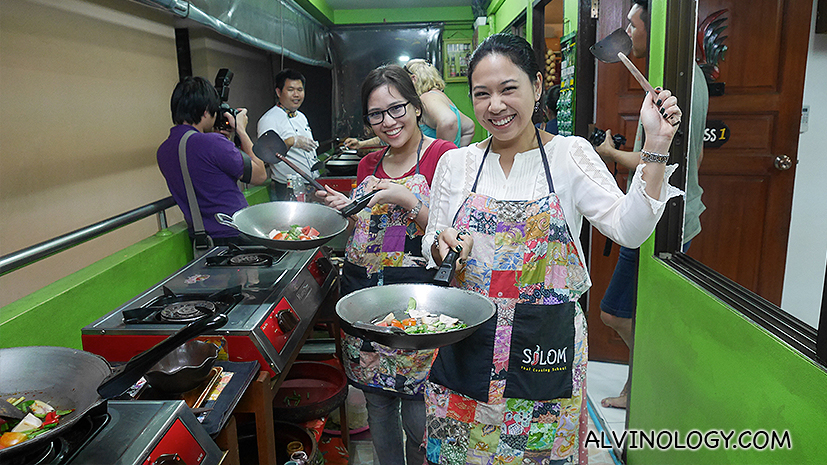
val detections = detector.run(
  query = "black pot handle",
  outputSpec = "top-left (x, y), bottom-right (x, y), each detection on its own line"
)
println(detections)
top-left (433, 248), bottom-right (459, 286)
top-left (97, 312), bottom-right (229, 399)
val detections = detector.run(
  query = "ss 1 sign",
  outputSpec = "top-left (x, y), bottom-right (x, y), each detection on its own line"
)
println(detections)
top-left (704, 120), bottom-right (730, 148)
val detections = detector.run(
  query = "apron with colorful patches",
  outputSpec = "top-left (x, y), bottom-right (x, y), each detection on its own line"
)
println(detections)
top-left (425, 130), bottom-right (590, 464)
top-left (341, 141), bottom-right (437, 399)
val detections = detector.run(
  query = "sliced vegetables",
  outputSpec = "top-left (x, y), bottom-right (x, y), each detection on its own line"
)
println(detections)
top-left (372, 297), bottom-right (468, 334)
top-left (0, 398), bottom-right (74, 450)
top-left (269, 224), bottom-right (320, 241)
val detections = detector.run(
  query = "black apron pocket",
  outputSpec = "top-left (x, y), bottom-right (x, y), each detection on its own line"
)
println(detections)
top-left (340, 260), bottom-right (377, 297)
top-left (382, 266), bottom-right (436, 285)
top-left (428, 313), bottom-right (496, 403)
top-left (504, 302), bottom-right (575, 401)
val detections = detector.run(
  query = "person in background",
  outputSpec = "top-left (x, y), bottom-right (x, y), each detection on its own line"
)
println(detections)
top-left (316, 65), bottom-right (457, 465)
top-left (345, 59), bottom-right (475, 149)
top-left (536, 84), bottom-right (559, 134)
top-left (423, 33), bottom-right (682, 463)
top-left (257, 68), bottom-right (319, 200)
top-left (595, 0), bottom-right (708, 410)
top-left (157, 76), bottom-right (267, 248)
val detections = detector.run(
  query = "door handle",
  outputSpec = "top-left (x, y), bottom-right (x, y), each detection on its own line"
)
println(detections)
top-left (774, 155), bottom-right (793, 171)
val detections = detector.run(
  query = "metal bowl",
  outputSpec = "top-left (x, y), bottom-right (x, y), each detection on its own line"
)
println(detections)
top-left (336, 283), bottom-right (497, 350)
top-left (273, 362), bottom-right (348, 423)
top-left (215, 202), bottom-right (348, 250)
top-left (144, 340), bottom-right (219, 393)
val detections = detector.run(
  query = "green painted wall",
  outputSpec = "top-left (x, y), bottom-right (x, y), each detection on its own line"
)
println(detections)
top-left (625, 5), bottom-right (827, 463)
top-left (333, 7), bottom-right (472, 25)
top-left (0, 186), bottom-right (269, 350)
top-left (630, 238), bottom-right (827, 464)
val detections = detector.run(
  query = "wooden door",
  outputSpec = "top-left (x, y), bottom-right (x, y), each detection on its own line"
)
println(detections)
top-left (588, 0), bottom-right (813, 362)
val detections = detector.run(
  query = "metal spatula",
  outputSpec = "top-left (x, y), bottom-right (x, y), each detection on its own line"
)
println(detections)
top-left (254, 130), bottom-right (325, 191)
top-left (0, 399), bottom-right (25, 420)
top-left (590, 28), bottom-right (656, 94)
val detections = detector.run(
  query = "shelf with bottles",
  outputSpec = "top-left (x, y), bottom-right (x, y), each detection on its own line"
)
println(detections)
top-left (443, 40), bottom-right (472, 82)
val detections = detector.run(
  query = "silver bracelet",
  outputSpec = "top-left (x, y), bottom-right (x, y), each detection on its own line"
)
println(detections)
top-left (640, 149), bottom-right (669, 164)
top-left (407, 199), bottom-right (423, 220)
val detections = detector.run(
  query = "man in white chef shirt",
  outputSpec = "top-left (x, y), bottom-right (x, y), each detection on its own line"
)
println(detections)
top-left (257, 68), bottom-right (319, 200)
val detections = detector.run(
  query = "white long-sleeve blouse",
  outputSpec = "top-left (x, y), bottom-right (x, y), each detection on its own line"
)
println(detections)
top-left (423, 135), bottom-right (682, 288)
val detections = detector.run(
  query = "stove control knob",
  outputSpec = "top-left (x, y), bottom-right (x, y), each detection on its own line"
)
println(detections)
top-left (277, 309), bottom-right (299, 333)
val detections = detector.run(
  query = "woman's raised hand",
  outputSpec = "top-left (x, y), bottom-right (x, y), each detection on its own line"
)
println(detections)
top-left (641, 87), bottom-right (681, 145)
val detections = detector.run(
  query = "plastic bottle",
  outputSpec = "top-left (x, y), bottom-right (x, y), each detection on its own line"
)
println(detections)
top-left (286, 175), bottom-right (298, 202)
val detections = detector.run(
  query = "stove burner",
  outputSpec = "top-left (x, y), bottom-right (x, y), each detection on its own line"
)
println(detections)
top-left (228, 253), bottom-right (271, 266)
top-left (160, 300), bottom-right (216, 322)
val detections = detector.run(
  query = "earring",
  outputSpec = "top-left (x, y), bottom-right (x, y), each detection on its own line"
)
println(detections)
top-left (534, 100), bottom-right (540, 113)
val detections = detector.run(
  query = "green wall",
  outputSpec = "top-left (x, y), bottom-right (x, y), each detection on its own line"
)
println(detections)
top-left (626, 5), bottom-right (827, 462)
top-left (630, 238), bottom-right (827, 464)
top-left (0, 186), bottom-right (269, 350)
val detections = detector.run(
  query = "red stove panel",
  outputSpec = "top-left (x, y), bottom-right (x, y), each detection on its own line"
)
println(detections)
top-left (144, 418), bottom-right (206, 465)
top-left (82, 246), bottom-right (337, 376)
top-left (259, 298), bottom-right (298, 353)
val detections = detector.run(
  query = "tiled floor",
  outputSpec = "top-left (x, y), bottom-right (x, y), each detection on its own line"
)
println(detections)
top-left (347, 362), bottom-right (628, 465)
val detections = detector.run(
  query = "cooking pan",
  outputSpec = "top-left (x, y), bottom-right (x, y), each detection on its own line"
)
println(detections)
top-left (0, 312), bottom-right (227, 459)
top-left (336, 283), bottom-right (496, 350)
top-left (215, 202), bottom-right (348, 250)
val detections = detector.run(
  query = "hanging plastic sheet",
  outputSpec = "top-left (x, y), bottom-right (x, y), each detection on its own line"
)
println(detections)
top-left (132, 0), bottom-right (331, 67)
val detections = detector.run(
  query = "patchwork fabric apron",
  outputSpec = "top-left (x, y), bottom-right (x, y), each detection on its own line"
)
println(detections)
top-left (425, 130), bottom-right (590, 464)
top-left (341, 139), bottom-right (437, 399)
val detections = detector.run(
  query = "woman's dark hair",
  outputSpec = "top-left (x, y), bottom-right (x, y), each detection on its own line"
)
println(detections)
top-left (171, 76), bottom-right (220, 125)
top-left (361, 64), bottom-right (423, 123)
top-left (467, 33), bottom-right (542, 91)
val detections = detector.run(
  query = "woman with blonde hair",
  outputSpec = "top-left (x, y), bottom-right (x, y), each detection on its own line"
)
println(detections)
top-left (345, 59), bottom-right (476, 149)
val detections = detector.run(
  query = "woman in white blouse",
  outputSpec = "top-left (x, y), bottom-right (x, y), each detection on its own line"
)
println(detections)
top-left (421, 33), bottom-right (682, 464)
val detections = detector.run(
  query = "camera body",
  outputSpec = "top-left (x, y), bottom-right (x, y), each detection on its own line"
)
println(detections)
top-left (214, 68), bottom-right (239, 132)
top-left (588, 127), bottom-right (627, 150)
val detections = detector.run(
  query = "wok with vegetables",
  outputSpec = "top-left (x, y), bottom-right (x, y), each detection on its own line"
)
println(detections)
top-left (336, 283), bottom-right (496, 350)
top-left (216, 202), bottom-right (348, 250)
top-left (0, 312), bottom-right (227, 459)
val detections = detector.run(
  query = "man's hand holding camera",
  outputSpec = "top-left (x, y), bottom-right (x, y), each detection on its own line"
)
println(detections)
top-left (217, 107), bottom-right (248, 140)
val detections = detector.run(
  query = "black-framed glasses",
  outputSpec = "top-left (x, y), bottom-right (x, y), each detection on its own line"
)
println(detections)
top-left (365, 102), bottom-right (409, 125)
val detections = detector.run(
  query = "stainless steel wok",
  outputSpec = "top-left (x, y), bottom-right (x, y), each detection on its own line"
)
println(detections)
top-left (0, 312), bottom-right (227, 458)
top-left (215, 202), bottom-right (348, 250)
top-left (336, 283), bottom-right (496, 350)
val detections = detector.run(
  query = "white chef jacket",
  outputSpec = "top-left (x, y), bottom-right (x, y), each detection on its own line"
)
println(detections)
top-left (257, 105), bottom-right (318, 184)
top-left (423, 135), bottom-right (682, 287)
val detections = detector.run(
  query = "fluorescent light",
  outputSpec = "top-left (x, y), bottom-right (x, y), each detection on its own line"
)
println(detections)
top-left (399, 55), bottom-right (410, 63)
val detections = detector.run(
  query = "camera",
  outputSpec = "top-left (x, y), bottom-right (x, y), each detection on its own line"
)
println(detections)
top-left (213, 68), bottom-right (239, 132)
top-left (588, 127), bottom-right (627, 150)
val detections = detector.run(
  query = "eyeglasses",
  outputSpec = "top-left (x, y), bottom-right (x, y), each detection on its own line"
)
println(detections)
top-left (365, 102), bottom-right (409, 125)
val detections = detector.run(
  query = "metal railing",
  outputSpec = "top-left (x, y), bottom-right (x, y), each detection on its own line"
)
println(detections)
top-left (0, 197), bottom-right (176, 276)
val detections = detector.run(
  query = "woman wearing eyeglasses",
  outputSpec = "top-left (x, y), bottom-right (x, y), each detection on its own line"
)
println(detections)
top-left (316, 64), bottom-right (456, 465)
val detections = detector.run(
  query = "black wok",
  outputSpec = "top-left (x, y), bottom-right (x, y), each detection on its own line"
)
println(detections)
top-left (0, 312), bottom-right (227, 458)
top-left (336, 283), bottom-right (496, 350)
top-left (215, 202), bottom-right (348, 250)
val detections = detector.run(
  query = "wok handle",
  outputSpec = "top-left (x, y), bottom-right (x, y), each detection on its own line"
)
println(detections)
top-left (214, 213), bottom-right (239, 229)
top-left (275, 152), bottom-right (326, 191)
top-left (353, 321), bottom-right (408, 336)
top-left (97, 313), bottom-right (229, 399)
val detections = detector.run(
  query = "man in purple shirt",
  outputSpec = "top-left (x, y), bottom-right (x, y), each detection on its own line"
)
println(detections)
top-left (157, 77), bottom-right (267, 248)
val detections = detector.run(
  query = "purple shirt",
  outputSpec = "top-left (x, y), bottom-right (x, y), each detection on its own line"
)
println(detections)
top-left (157, 125), bottom-right (249, 238)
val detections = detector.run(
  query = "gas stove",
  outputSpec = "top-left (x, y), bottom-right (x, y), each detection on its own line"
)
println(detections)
top-left (7, 401), bottom-right (223, 465)
top-left (82, 245), bottom-right (337, 375)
